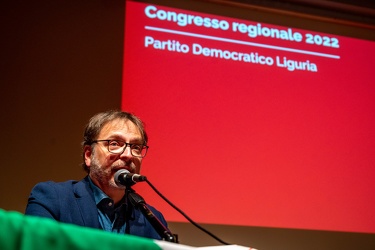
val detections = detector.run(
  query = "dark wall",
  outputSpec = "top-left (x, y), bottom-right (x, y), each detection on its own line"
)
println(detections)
top-left (0, 1), bottom-right (374, 249)
top-left (0, 0), bottom-right (124, 210)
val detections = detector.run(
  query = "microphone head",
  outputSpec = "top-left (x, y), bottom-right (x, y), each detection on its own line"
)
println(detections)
top-left (114, 169), bottom-right (130, 187)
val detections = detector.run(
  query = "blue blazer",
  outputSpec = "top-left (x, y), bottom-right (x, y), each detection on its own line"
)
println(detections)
top-left (25, 176), bottom-right (168, 240)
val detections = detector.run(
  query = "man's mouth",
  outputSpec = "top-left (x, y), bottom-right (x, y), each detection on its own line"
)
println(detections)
top-left (112, 163), bottom-right (134, 173)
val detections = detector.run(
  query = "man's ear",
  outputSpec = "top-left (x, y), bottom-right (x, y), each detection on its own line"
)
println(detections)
top-left (84, 145), bottom-right (93, 167)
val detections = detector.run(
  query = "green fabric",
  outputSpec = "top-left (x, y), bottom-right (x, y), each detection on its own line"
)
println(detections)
top-left (0, 209), bottom-right (161, 250)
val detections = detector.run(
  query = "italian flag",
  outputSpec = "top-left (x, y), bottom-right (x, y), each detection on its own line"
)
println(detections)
top-left (0, 209), bottom-right (255, 250)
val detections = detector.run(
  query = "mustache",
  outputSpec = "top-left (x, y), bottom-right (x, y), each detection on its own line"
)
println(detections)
top-left (111, 161), bottom-right (135, 172)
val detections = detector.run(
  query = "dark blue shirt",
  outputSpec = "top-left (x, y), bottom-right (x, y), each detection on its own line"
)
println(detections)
top-left (88, 177), bottom-right (126, 233)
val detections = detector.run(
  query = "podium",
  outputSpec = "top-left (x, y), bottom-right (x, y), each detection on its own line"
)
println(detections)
top-left (0, 209), bottom-right (253, 250)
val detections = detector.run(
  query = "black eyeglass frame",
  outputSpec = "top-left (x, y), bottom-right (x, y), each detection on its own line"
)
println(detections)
top-left (91, 139), bottom-right (149, 158)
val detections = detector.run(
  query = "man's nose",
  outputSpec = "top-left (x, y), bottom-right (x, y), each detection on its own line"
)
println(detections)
top-left (120, 145), bottom-right (132, 158)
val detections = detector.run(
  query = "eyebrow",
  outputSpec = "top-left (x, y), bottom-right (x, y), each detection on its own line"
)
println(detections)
top-left (106, 136), bottom-right (144, 144)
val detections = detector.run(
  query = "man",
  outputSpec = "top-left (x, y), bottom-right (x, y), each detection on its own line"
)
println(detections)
top-left (25, 110), bottom-right (169, 240)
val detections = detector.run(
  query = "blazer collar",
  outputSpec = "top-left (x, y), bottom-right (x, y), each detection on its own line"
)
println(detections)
top-left (73, 176), bottom-right (101, 228)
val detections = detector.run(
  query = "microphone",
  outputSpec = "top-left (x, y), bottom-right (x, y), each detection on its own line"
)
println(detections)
top-left (114, 169), bottom-right (147, 187)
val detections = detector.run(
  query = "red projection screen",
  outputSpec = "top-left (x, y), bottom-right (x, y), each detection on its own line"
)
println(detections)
top-left (122, 0), bottom-right (375, 234)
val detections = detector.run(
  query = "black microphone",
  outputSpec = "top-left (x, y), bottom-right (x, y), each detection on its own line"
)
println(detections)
top-left (114, 169), bottom-right (147, 187)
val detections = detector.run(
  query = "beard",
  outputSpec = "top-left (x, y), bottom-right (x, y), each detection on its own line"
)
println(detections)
top-left (89, 153), bottom-right (126, 190)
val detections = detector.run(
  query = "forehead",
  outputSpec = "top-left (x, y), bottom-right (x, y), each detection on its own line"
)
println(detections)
top-left (98, 119), bottom-right (142, 141)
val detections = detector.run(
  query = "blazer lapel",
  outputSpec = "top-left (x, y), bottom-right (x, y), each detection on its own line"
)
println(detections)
top-left (73, 176), bottom-right (100, 229)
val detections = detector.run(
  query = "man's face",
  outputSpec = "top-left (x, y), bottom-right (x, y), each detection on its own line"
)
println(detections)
top-left (84, 118), bottom-right (144, 192)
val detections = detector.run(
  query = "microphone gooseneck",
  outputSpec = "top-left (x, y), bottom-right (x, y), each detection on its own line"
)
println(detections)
top-left (117, 169), bottom-right (230, 245)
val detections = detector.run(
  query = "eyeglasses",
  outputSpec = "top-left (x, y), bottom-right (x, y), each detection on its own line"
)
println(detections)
top-left (92, 140), bottom-right (149, 158)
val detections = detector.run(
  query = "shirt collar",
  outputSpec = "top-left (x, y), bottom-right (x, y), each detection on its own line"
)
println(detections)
top-left (87, 176), bottom-right (111, 205)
